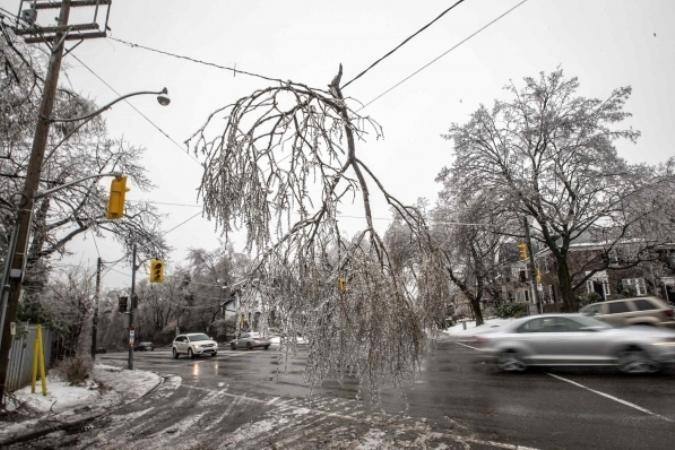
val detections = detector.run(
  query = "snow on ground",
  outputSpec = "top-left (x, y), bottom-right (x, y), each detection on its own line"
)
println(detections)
top-left (10, 374), bottom-right (99, 414)
top-left (0, 364), bottom-right (161, 444)
top-left (443, 318), bottom-right (514, 336)
top-left (269, 336), bottom-right (308, 346)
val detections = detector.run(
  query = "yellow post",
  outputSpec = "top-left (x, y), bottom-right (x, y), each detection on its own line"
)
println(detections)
top-left (37, 325), bottom-right (47, 396)
top-left (31, 325), bottom-right (48, 395)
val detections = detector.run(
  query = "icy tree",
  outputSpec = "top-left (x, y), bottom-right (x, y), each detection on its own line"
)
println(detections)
top-left (189, 66), bottom-right (446, 391)
top-left (444, 69), bottom-right (673, 311)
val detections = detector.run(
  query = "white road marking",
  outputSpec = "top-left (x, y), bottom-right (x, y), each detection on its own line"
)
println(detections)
top-left (455, 342), bottom-right (479, 350)
top-left (546, 373), bottom-right (673, 422)
top-left (456, 340), bottom-right (673, 423)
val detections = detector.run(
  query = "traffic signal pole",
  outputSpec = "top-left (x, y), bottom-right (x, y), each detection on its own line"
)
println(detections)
top-left (128, 244), bottom-right (137, 370)
top-left (0, 0), bottom-right (72, 404)
top-left (91, 257), bottom-right (102, 359)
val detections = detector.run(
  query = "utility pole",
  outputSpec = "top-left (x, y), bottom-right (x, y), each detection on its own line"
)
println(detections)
top-left (522, 216), bottom-right (543, 314)
top-left (91, 257), bottom-right (102, 359)
top-left (0, 0), bottom-right (72, 403)
top-left (128, 244), bottom-right (137, 370)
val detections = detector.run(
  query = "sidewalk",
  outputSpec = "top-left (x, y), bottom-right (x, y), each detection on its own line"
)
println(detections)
top-left (0, 364), bottom-right (162, 446)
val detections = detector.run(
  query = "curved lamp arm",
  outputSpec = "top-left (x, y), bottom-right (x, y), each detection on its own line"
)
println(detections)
top-left (51, 88), bottom-right (169, 123)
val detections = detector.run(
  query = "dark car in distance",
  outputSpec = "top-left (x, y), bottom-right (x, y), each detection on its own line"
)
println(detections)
top-left (134, 341), bottom-right (154, 351)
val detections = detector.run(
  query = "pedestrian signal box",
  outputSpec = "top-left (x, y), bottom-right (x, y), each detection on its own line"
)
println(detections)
top-left (149, 259), bottom-right (165, 283)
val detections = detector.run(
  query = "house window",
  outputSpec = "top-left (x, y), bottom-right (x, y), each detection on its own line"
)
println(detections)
top-left (622, 278), bottom-right (647, 296)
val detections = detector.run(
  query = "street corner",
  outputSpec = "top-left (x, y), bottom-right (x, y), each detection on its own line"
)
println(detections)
top-left (0, 364), bottom-right (170, 448)
top-left (214, 396), bottom-right (519, 450)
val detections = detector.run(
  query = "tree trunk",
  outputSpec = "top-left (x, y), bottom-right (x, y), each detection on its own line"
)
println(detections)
top-left (556, 255), bottom-right (578, 312)
top-left (469, 295), bottom-right (484, 326)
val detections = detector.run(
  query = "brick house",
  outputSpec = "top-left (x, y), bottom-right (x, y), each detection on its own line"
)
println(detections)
top-left (532, 241), bottom-right (675, 310)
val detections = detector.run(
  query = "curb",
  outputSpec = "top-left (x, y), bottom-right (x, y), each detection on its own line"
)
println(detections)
top-left (0, 370), bottom-right (167, 447)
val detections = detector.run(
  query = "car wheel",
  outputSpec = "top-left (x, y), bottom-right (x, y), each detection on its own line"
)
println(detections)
top-left (230, 343), bottom-right (236, 350)
top-left (172, 348), bottom-right (179, 359)
top-left (618, 347), bottom-right (660, 374)
top-left (497, 350), bottom-right (526, 372)
top-left (188, 348), bottom-right (194, 359)
top-left (213, 352), bottom-right (218, 357)
top-left (264, 345), bottom-right (270, 350)
top-left (246, 342), bottom-right (252, 350)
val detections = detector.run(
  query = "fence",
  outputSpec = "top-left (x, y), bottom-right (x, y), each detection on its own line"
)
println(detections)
top-left (6, 323), bottom-right (53, 392)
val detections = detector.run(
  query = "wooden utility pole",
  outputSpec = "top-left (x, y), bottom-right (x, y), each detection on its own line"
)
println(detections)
top-left (0, 0), bottom-right (72, 403)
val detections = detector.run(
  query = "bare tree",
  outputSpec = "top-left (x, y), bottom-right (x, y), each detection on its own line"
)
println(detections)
top-left (188, 66), bottom-right (444, 390)
top-left (443, 69), bottom-right (672, 311)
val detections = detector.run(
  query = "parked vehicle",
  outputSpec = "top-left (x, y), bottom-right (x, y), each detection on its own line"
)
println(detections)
top-left (134, 341), bottom-right (154, 351)
top-left (230, 332), bottom-right (271, 350)
top-left (172, 333), bottom-right (218, 359)
top-left (580, 296), bottom-right (675, 328)
top-left (474, 314), bottom-right (675, 374)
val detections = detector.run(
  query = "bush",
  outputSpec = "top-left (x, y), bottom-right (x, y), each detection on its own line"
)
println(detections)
top-left (578, 292), bottom-right (602, 307)
top-left (54, 356), bottom-right (92, 385)
top-left (495, 303), bottom-right (528, 318)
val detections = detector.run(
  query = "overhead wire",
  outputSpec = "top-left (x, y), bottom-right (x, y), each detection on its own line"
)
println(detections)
top-left (108, 35), bottom-right (285, 84)
top-left (359, 0), bottom-right (531, 110)
top-left (340, 0), bottom-right (467, 89)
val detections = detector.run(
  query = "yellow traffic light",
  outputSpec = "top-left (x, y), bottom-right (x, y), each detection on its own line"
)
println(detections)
top-left (518, 242), bottom-right (528, 261)
top-left (149, 259), bottom-right (165, 283)
top-left (338, 275), bottom-right (347, 293)
top-left (106, 176), bottom-right (129, 219)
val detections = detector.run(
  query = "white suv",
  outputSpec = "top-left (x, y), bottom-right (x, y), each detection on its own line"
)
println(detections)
top-left (172, 333), bottom-right (218, 359)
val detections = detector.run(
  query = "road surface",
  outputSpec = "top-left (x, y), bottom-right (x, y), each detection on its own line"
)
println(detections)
top-left (10, 336), bottom-right (675, 449)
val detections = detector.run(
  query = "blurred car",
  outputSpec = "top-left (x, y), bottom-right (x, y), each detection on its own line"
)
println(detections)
top-left (172, 333), bottom-right (218, 359)
top-left (134, 341), bottom-right (154, 351)
top-left (230, 332), bottom-right (271, 350)
top-left (475, 313), bottom-right (675, 374)
top-left (580, 296), bottom-right (675, 328)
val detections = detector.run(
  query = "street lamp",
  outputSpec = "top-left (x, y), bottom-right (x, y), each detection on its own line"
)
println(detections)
top-left (0, 87), bottom-right (171, 402)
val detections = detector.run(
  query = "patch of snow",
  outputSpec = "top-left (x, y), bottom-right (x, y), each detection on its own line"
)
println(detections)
top-left (443, 318), bottom-right (514, 336)
top-left (11, 374), bottom-right (99, 414)
top-left (357, 429), bottom-right (387, 450)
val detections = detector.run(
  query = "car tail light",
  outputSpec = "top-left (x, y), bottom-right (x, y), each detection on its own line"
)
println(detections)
top-left (664, 308), bottom-right (674, 318)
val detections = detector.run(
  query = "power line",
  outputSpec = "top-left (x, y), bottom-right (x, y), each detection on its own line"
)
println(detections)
top-left (341, 0), bottom-right (467, 89)
top-left (359, 0), bottom-right (531, 110)
top-left (108, 36), bottom-right (285, 84)
top-left (69, 53), bottom-right (202, 166)
top-left (164, 211), bottom-right (202, 235)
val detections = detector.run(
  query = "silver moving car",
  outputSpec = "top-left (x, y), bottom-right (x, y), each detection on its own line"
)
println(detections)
top-left (230, 332), bottom-right (271, 350)
top-left (474, 314), bottom-right (675, 374)
top-left (172, 333), bottom-right (218, 359)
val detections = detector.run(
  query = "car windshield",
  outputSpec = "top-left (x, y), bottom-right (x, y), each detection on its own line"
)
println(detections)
top-left (189, 334), bottom-right (210, 341)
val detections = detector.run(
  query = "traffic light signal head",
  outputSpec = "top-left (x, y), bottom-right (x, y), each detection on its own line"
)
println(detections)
top-left (118, 296), bottom-right (128, 312)
top-left (518, 242), bottom-right (528, 261)
top-left (106, 176), bottom-right (129, 219)
top-left (149, 259), bottom-right (165, 283)
top-left (338, 275), bottom-right (347, 293)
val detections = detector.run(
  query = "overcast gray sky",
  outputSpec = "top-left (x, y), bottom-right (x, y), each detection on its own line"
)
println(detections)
top-left (3, 0), bottom-right (674, 289)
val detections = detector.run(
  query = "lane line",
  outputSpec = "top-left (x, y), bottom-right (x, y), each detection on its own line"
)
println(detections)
top-left (546, 373), bottom-right (673, 422)
top-left (455, 340), bottom-right (673, 422)
top-left (455, 342), bottom-right (479, 350)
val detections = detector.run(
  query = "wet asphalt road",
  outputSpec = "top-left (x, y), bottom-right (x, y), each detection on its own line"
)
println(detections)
top-left (14, 336), bottom-right (675, 449)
